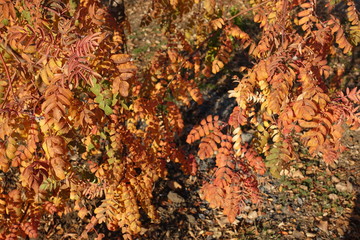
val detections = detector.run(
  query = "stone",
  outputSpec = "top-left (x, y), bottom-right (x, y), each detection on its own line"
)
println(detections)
top-left (335, 181), bottom-right (353, 193)
top-left (292, 170), bottom-right (305, 179)
top-left (167, 192), bottom-right (185, 203)
top-left (292, 230), bottom-right (305, 238)
top-left (328, 193), bottom-right (338, 201)
top-left (306, 232), bottom-right (316, 238)
top-left (331, 176), bottom-right (340, 183)
top-left (186, 214), bottom-right (196, 224)
top-left (247, 211), bottom-right (258, 220)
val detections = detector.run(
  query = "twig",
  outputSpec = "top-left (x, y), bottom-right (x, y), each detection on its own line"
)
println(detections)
top-left (0, 52), bottom-right (18, 108)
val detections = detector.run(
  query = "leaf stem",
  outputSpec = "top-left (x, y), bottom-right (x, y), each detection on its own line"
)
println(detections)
top-left (0, 52), bottom-right (18, 108)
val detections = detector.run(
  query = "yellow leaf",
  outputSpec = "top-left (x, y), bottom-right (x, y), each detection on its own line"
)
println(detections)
top-left (5, 144), bottom-right (16, 159)
top-left (48, 58), bottom-right (60, 71)
top-left (40, 69), bottom-right (50, 85)
top-left (204, 0), bottom-right (215, 15)
top-left (268, 12), bottom-right (277, 19)
top-left (45, 64), bottom-right (54, 80)
top-left (211, 18), bottom-right (225, 30)
top-left (212, 59), bottom-right (224, 74)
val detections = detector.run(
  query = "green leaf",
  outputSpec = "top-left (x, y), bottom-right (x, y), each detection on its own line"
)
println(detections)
top-left (265, 158), bottom-right (278, 167)
top-left (104, 98), bottom-right (112, 106)
top-left (119, 100), bottom-right (129, 110)
top-left (100, 132), bottom-right (107, 139)
top-left (266, 153), bottom-right (278, 161)
top-left (1, 19), bottom-right (9, 26)
top-left (108, 157), bottom-right (115, 164)
top-left (69, 0), bottom-right (78, 16)
top-left (91, 84), bottom-right (101, 95)
top-left (103, 105), bottom-right (113, 115)
top-left (269, 166), bottom-right (281, 178)
top-left (107, 149), bottom-right (115, 158)
top-left (95, 95), bottom-right (103, 104)
top-left (87, 143), bottom-right (95, 151)
top-left (21, 10), bottom-right (32, 23)
top-left (112, 93), bottom-right (118, 106)
top-left (99, 101), bottom-right (105, 111)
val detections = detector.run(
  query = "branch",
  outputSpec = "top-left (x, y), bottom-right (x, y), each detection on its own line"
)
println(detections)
top-left (0, 52), bottom-right (18, 108)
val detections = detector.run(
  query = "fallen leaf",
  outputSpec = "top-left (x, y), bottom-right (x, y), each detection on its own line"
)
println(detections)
top-left (335, 181), bottom-right (353, 193)
top-left (317, 220), bottom-right (329, 234)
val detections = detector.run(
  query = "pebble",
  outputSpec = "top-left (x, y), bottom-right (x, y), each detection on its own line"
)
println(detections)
top-left (247, 211), bottom-right (258, 220)
top-left (328, 193), bottom-right (338, 201)
top-left (331, 176), bottom-right (340, 183)
top-left (306, 232), bottom-right (316, 238)
top-left (243, 205), bottom-right (251, 212)
top-left (335, 181), bottom-right (353, 193)
top-left (186, 214), bottom-right (196, 224)
top-left (292, 170), bottom-right (305, 179)
top-left (292, 230), bottom-right (305, 238)
top-left (167, 191), bottom-right (185, 203)
top-left (241, 132), bottom-right (253, 143)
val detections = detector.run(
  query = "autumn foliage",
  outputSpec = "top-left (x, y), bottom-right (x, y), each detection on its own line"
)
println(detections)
top-left (0, 0), bottom-right (359, 239)
top-left (0, 0), bottom-right (187, 239)
top-left (185, 0), bottom-right (360, 223)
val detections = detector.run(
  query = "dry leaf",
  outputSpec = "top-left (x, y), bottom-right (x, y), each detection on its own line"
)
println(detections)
top-left (110, 54), bottom-right (131, 64)
top-left (119, 80), bottom-right (130, 97)
top-left (78, 207), bottom-right (88, 219)
top-left (317, 220), bottom-right (329, 234)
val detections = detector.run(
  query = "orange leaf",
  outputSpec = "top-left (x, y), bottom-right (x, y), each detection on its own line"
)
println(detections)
top-left (110, 54), bottom-right (131, 64)
top-left (78, 207), bottom-right (88, 219)
top-left (307, 137), bottom-right (318, 147)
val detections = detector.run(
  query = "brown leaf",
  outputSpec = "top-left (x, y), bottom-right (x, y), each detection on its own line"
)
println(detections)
top-left (51, 157), bottom-right (67, 180)
top-left (317, 220), bottom-right (329, 234)
top-left (119, 80), bottom-right (129, 97)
